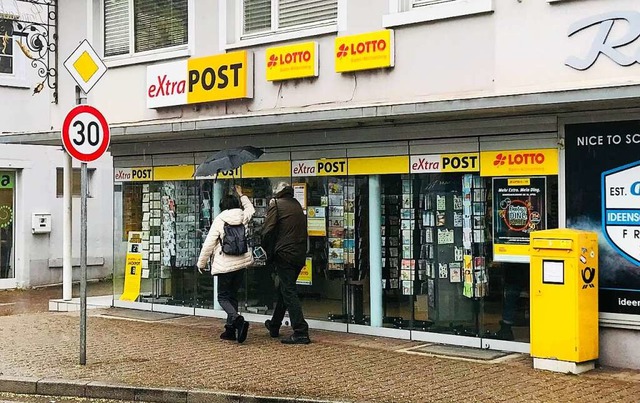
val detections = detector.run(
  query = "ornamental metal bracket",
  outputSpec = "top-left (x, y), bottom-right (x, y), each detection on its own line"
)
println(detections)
top-left (8, 0), bottom-right (58, 103)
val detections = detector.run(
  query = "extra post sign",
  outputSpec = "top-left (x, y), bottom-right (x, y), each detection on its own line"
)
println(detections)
top-left (61, 105), bottom-right (110, 162)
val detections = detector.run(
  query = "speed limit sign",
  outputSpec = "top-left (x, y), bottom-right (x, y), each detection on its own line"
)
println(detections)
top-left (61, 105), bottom-right (110, 162)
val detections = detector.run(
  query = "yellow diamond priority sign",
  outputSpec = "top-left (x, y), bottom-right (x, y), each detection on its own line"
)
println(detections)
top-left (64, 40), bottom-right (107, 94)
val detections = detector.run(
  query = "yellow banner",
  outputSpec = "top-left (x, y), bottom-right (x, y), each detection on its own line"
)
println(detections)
top-left (154, 165), bottom-right (195, 180)
top-left (187, 51), bottom-right (253, 104)
top-left (297, 257), bottom-right (313, 285)
top-left (114, 167), bottom-right (153, 182)
top-left (480, 149), bottom-right (558, 177)
top-left (120, 231), bottom-right (143, 302)
top-left (441, 153), bottom-right (480, 172)
top-left (335, 30), bottom-right (394, 73)
top-left (217, 168), bottom-right (241, 179)
top-left (266, 42), bottom-right (318, 81)
top-left (316, 159), bottom-right (347, 176)
top-left (242, 161), bottom-right (291, 178)
top-left (348, 156), bottom-right (409, 175)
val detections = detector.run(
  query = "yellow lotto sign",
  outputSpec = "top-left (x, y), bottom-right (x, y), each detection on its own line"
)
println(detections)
top-left (187, 51), bottom-right (253, 104)
top-left (297, 257), bottom-right (313, 285)
top-left (266, 42), bottom-right (319, 81)
top-left (335, 30), bottom-right (394, 73)
top-left (480, 149), bottom-right (558, 177)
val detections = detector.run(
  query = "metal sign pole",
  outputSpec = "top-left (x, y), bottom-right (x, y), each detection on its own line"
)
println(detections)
top-left (80, 161), bottom-right (88, 365)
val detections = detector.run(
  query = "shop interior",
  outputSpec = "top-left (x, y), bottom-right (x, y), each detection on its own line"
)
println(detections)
top-left (115, 171), bottom-right (557, 343)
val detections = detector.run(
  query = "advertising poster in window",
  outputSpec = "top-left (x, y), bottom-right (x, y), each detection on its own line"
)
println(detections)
top-left (307, 207), bottom-right (326, 237)
top-left (565, 121), bottom-right (640, 315)
top-left (492, 177), bottom-right (546, 260)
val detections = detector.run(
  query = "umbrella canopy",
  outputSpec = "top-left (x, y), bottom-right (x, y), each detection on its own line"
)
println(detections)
top-left (194, 146), bottom-right (264, 178)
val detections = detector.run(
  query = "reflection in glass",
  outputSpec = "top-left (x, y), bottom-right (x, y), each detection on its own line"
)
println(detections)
top-left (0, 173), bottom-right (13, 279)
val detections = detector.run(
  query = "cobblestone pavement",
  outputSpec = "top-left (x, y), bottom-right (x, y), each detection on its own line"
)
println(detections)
top-left (1, 308), bottom-right (640, 403)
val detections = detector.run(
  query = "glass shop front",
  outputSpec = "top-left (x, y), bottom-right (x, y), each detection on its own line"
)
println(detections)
top-left (114, 145), bottom-right (559, 348)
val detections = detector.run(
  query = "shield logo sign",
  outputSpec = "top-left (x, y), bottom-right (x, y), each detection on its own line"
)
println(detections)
top-left (602, 160), bottom-right (640, 266)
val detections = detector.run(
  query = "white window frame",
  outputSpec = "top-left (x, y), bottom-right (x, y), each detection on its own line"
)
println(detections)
top-left (225, 0), bottom-right (347, 51)
top-left (102, 0), bottom-right (195, 68)
top-left (0, 19), bottom-right (28, 89)
top-left (383, 0), bottom-right (493, 28)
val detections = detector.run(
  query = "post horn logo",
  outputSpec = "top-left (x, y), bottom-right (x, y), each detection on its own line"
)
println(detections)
top-left (336, 44), bottom-right (349, 58)
top-left (581, 267), bottom-right (596, 289)
top-left (267, 54), bottom-right (278, 68)
top-left (493, 153), bottom-right (507, 166)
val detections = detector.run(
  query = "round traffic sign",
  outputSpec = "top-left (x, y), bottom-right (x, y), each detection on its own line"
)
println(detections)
top-left (61, 105), bottom-right (110, 162)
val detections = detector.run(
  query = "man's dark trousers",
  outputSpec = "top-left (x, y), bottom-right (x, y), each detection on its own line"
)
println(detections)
top-left (271, 260), bottom-right (309, 336)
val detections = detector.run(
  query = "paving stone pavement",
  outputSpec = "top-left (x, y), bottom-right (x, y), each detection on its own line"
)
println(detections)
top-left (1, 309), bottom-right (640, 402)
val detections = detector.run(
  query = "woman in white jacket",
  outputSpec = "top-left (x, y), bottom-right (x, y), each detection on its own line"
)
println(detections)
top-left (197, 185), bottom-right (255, 343)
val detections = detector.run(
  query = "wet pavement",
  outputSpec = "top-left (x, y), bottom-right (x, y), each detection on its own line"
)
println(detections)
top-left (0, 280), bottom-right (112, 316)
top-left (1, 285), bottom-right (640, 402)
top-left (0, 391), bottom-right (148, 403)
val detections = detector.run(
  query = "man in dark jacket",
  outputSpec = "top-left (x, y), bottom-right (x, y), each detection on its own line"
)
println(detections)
top-left (262, 182), bottom-right (310, 344)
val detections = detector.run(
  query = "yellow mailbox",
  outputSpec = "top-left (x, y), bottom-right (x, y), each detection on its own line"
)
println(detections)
top-left (530, 228), bottom-right (598, 374)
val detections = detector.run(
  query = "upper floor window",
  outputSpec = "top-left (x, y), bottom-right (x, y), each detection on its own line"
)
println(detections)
top-left (384, 0), bottom-right (493, 28)
top-left (411, 0), bottom-right (455, 8)
top-left (104, 0), bottom-right (188, 58)
top-left (0, 19), bottom-right (14, 75)
top-left (242, 0), bottom-right (338, 38)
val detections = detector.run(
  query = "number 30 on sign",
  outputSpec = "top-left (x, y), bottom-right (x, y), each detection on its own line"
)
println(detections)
top-left (61, 105), bottom-right (110, 162)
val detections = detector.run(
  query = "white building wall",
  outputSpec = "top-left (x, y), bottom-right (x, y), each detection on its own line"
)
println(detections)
top-left (37, 0), bottom-right (640, 131)
top-left (0, 0), bottom-right (113, 289)
top-left (0, 144), bottom-right (112, 288)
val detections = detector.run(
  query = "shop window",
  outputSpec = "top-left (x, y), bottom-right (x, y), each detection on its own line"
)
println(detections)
top-left (56, 168), bottom-right (94, 198)
top-left (104, 0), bottom-right (188, 57)
top-left (0, 18), bottom-right (27, 88)
top-left (383, 0), bottom-right (493, 28)
top-left (0, 19), bottom-right (14, 76)
top-left (228, 0), bottom-right (342, 48)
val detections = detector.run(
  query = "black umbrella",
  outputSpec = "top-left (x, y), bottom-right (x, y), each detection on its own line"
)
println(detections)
top-left (194, 146), bottom-right (264, 178)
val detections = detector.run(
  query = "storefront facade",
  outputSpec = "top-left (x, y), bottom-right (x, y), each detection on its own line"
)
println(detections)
top-left (4, 0), bottom-right (640, 368)
top-left (112, 130), bottom-right (561, 352)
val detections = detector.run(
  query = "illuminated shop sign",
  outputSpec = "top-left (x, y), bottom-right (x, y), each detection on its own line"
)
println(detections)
top-left (410, 153), bottom-right (479, 173)
top-left (480, 149), bottom-right (558, 177)
top-left (266, 42), bottom-right (319, 81)
top-left (335, 30), bottom-right (394, 73)
top-left (292, 159), bottom-right (347, 177)
top-left (114, 167), bottom-right (153, 182)
top-left (146, 51), bottom-right (253, 108)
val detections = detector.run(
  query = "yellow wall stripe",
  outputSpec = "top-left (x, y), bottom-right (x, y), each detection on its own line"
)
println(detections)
top-left (154, 165), bottom-right (195, 181)
top-left (348, 156), bottom-right (409, 175)
top-left (242, 161), bottom-right (291, 178)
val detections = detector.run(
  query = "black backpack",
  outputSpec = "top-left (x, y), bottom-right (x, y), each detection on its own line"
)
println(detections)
top-left (220, 223), bottom-right (248, 255)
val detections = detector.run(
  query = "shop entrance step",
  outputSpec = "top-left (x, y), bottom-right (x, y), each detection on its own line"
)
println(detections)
top-left (400, 343), bottom-right (521, 363)
top-left (97, 307), bottom-right (185, 322)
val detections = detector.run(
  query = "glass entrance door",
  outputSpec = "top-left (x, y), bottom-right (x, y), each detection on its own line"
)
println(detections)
top-left (0, 172), bottom-right (14, 280)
